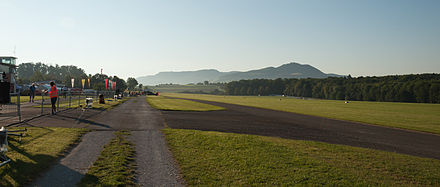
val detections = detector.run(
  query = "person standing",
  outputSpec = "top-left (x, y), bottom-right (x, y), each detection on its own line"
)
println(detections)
top-left (29, 83), bottom-right (36, 102)
top-left (48, 81), bottom-right (58, 115)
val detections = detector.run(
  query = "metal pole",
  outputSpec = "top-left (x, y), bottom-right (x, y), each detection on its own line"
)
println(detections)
top-left (78, 92), bottom-right (80, 107)
top-left (41, 94), bottom-right (44, 115)
top-left (17, 92), bottom-right (21, 122)
top-left (57, 91), bottom-right (60, 110)
top-left (69, 91), bottom-right (71, 108)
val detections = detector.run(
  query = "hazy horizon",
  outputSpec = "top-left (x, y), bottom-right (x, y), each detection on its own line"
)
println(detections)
top-left (1, 0), bottom-right (439, 80)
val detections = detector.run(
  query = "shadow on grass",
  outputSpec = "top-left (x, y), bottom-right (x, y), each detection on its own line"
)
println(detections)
top-left (54, 113), bottom-right (111, 129)
top-left (34, 163), bottom-right (86, 186)
top-left (8, 123), bottom-right (55, 147)
top-left (0, 153), bottom-right (55, 186)
top-left (79, 174), bottom-right (101, 187)
top-left (1, 154), bottom-right (86, 186)
top-left (0, 126), bottom-right (85, 186)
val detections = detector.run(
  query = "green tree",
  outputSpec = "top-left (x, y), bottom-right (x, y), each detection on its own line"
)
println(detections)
top-left (112, 76), bottom-right (127, 91)
top-left (127, 77), bottom-right (138, 90)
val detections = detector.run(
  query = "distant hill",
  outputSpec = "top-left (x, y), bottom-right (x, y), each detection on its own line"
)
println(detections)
top-left (137, 62), bottom-right (342, 85)
top-left (216, 63), bottom-right (332, 82)
top-left (137, 69), bottom-right (228, 86)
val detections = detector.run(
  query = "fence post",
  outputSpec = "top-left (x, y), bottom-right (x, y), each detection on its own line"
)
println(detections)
top-left (41, 94), bottom-right (44, 115)
top-left (57, 91), bottom-right (60, 110)
top-left (17, 92), bottom-right (21, 122)
top-left (78, 92), bottom-right (80, 107)
top-left (69, 91), bottom-right (71, 108)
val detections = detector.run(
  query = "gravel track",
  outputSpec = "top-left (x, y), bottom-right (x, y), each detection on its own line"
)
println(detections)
top-left (23, 96), bottom-right (183, 186)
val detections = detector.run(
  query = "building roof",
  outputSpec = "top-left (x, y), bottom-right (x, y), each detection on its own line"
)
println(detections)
top-left (0, 56), bottom-right (18, 67)
top-left (0, 56), bottom-right (17, 59)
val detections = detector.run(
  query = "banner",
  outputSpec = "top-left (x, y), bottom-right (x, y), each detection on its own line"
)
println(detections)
top-left (88, 78), bottom-right (91, 88)
top-left (71, 78), bottom-right (75, 88)
top-left (82, 79), bottom-right (85, 89)
top-left (109, 80), bottom-right (113, 89)
top-left (105, 79), bottom-right (108, 90)
top-left (113, 82), bottom-right (117, 90)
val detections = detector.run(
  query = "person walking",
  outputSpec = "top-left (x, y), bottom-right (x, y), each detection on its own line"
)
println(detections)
top-left (29, 83), bottom-right (36, 102)
top-left (48, 81), bottom-right (58, 115)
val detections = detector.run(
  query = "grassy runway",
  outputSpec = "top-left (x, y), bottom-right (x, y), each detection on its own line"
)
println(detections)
top-left (146, 93), bottom-right (440, 185)
top-left (152, 84), bottom-right (222, 93)
top-left (164, 129), bottom-right (440, 186)
top-left (163, 93), bottom-right (440, 134)
top-left (147, 95), bottom-right (224, 111)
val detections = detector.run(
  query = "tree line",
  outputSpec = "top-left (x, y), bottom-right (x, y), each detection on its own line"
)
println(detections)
top-left (224, 74), bottom-right (440, 103)
top-left (16, 62), bottom-right (142, 91)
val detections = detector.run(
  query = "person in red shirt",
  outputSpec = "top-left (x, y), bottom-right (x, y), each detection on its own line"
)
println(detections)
top-left (48, 81), bottom-right (58, 115)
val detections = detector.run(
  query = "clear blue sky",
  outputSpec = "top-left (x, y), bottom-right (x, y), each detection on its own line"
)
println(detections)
top-left (1, 0), bottom-right (439, 79)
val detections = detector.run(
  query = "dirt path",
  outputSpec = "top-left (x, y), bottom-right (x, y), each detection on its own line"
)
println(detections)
top-left (162, 99), bottom-right (440, 160)
top-left (24, 96), bottom-right (183, 186)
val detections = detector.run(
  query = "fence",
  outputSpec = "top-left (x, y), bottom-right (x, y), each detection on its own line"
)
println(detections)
top-left (0, 91), bottom-right (116, 126)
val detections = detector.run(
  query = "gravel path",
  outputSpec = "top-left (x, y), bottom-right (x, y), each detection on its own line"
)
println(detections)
top-left (30, 131), bottom-right (114, 187)
top-left (88, 96), bottom-right (183, 186)
top-left (129, 130), bottom-right (183, 186)
top-left (25, 96), bottom-right (183, 186)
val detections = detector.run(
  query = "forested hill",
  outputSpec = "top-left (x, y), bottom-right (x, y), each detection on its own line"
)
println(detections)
top-left (225, 74), bottom-right (440, 103)
top-left (137, 69), bottom-right (230, 86)
top-left (137, 62), bottom-right (342, 85)
top-left (217, 63), bottom-right (333, 82)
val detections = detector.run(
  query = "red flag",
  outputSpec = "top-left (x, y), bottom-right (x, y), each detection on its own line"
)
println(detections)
top-left (113, 82), bottom-right (117, 90)
top-left (105, 79), bottom-right (108, 90)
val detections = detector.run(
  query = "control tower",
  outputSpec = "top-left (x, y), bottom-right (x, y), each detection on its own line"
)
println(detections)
top-left (0, 56), bottom-right (18, 93)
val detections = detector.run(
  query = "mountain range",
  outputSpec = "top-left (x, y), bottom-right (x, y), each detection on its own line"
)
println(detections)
top-left (137, 62), bottom-right (343, 85)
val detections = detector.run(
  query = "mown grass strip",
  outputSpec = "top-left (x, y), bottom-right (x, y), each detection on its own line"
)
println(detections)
top-left (33, 97), bottom-right (129, 110)
top-left (147, 96), bottom-right (224, 111)
top-left (0, 127), bottom-right (87, 186)
top-left (163, 93), bottom-right (440, 134)
top-left (94, 97), bottom-right (130, 110)
top-left (78, 130), bottom-right (135, 186)
top-left (10, 96), bottom-right (43, 104)
top-left (163, 128), bottom-right (440, 186)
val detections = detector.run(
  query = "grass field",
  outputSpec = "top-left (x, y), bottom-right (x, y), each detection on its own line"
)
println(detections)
top-left (152, 84), bottom-right (222, 93)
top-left (79, 131), bottom-right (135, 186)
top-left (164, 128), bottom-right (440, 186)
top-left (10, 96), bottom-right (42, 103)
top-left (0, 127), bottom-right (87, 186)
top-left (163, 93), bottom-right (440, 134)
top-left (147, 96), bottom-right (224, 111)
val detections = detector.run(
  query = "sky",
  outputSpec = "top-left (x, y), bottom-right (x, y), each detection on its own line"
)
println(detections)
top-left (0, 0), bottom-right (439, 79)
